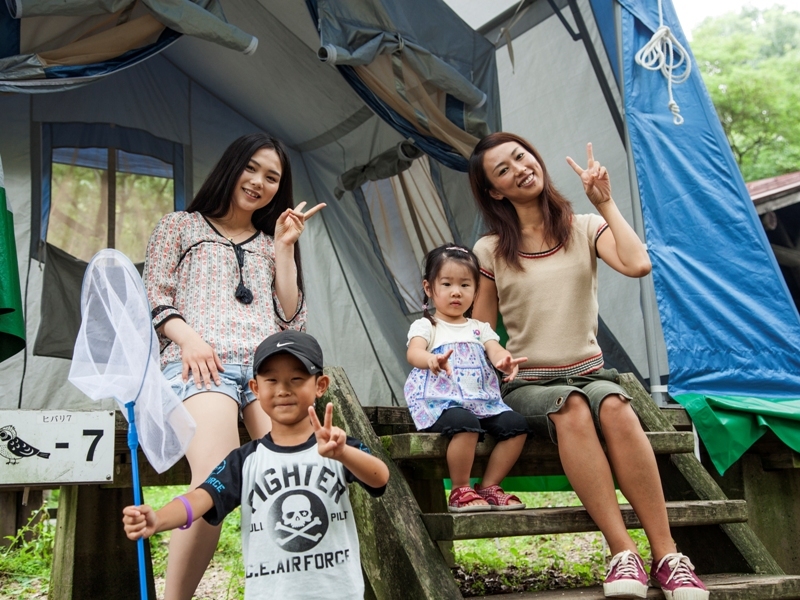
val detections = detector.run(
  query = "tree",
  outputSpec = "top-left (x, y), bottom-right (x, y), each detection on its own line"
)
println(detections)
top-left (690, 6), bottom-right (800, 182)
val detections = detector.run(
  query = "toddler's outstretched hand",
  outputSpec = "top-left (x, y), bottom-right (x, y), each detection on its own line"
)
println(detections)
top-left (495, 355), bottom-right (528, 382)
top-left (428, 349), bottom-right (453, 377)
top-left (122, 505), bottom-right (157, 541)
top-left (310, 402), bottom-right (346, 459)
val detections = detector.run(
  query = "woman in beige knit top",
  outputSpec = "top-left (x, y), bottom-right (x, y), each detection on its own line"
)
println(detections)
top-left (469, 132), bottom-right (708, 600)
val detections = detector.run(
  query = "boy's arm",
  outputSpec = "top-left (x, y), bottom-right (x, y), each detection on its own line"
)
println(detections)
top-left (309, 403), bottom-right (389, 490)
top-left (338, 443), bottom-right (390, 490)
top-left (122, 488), bottom-right (214, 541)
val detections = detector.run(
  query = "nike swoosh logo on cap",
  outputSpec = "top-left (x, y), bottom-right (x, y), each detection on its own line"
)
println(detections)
top-left (276, 342), bottom-right (294, 347)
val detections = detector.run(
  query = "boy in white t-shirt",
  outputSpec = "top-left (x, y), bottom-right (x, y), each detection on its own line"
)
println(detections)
top-left (122, 330), bottom-right (389, 599)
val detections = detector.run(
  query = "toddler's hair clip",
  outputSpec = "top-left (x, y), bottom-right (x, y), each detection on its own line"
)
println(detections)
top-left (445, 246), bottom-right (469, 254)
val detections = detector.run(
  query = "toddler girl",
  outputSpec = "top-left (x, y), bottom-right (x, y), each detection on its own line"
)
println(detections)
top-left (405, 244), bottom-right (529, 512)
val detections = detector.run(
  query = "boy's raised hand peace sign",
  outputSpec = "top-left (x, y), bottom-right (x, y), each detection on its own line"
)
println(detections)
top-left (566, 143), bottom-right (612, 208)
top-left (275, 201), bottom-right (326, 247)
top-left (309, 402), bottom-right (347, 459)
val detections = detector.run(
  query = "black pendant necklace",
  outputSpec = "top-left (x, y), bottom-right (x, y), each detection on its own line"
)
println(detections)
top-left (232, 242), bottom-right (253, 304)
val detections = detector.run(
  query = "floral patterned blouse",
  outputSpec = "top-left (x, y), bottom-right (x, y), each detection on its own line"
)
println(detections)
top-left (143, 211), bottom-right (305, 369)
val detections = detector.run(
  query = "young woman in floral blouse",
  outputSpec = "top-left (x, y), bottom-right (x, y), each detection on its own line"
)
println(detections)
top-left (143, 133), bottom-right (324, 599)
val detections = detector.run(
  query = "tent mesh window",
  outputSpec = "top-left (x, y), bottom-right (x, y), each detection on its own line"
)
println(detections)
top-left (48, 147), bottom-right (174, 263)
top-left (34, 124), bottom-right (184, 359)
top-left (356, 156), bottom-right (454, 314)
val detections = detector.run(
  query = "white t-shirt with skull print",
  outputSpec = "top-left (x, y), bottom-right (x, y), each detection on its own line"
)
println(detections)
top-left (199, 433), bottom-right (385, 599)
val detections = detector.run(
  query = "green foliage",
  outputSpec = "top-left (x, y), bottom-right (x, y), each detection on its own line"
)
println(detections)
top-left (691, 5), bottom-right (800, 181)
top-left (0, 499), bottom-right (56, 598)
top-left (48, 156), bottom-right (173, 263)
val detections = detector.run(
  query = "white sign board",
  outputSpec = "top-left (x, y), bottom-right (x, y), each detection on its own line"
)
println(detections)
top-left (0, 410), bottom-right (115, 486)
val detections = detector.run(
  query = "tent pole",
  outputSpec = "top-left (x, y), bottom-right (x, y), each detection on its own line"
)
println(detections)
top-left (614, 1), bottom-right (668, 405)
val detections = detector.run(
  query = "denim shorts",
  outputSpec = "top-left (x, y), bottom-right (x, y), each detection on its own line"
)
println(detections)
top-left (162, 362), bottom-right (257, 410)
top-left (500, 368), bottom-right (631, 444)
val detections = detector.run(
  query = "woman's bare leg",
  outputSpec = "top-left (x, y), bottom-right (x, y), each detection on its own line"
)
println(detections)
top-left (163, 392), bottom-right (241, 600)
top-left (549, 394), bottom-right (637, 555)
top-left (599, 395), bottom-right (676, 560)
top-left (242, 400), bottom-right (272, 440)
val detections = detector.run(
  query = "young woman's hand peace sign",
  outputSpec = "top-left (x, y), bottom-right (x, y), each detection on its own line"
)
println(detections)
top-left (274, 201), bottom-right (326, 247)
top-left (566, 143), bottom-right (612, 208)
top-left (309, 402), bottom-right (347, 459)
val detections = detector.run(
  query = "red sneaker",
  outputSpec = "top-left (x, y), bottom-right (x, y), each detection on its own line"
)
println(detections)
top-left (650, 553), bottom-right (709, 600)
top-left (603, 550), bottom-right (648, 598)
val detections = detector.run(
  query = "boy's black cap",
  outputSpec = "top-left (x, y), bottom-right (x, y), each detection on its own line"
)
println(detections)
top-left (253, 330), bottom-right (323, 375)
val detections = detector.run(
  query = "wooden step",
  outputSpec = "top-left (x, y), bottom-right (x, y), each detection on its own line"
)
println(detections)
top-left (422, 499), bottom-right (747, 541)
top-left (384, 431), bottom-right (695, 478)
top-left (481, 573), bottom-right (800, 599)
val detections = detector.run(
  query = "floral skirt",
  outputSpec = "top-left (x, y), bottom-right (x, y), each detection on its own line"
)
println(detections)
top-left (403, 341), bottom-right (512, 430)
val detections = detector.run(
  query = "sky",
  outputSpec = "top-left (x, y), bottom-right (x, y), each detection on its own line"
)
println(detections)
top-left (671, 0), bottom-right (800, 38)
top-left (443, 0), bottom-right (800, 38)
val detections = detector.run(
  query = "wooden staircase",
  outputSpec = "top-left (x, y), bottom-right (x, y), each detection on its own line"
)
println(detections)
top-left (322, 368), bottom-right (800, 599)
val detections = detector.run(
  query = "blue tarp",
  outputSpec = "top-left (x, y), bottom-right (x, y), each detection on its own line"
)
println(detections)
top-left (592, 0), bottom-right (800, 473)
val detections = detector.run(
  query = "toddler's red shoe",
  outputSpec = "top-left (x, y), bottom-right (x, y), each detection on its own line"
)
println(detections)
top-left (650, 553), bottom-right (709, 600)
top-left (603, 550), bottom-right (648, 598)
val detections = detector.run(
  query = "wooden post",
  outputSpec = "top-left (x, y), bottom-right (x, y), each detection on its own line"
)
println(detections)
top-left (320, 367), bottom-right (463, 600)
top-left (49, 485), bottom-right (156, 600)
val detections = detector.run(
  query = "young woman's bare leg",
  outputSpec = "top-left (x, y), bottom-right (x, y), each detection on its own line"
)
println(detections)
top-left (242, 400), bottom-right (272, 439)
top-left (163, 392), bottom-right (241, 600)
top-left (549, 394), bottom-right (637, 555)
top-left (599, 395), bottom-right (676, 560)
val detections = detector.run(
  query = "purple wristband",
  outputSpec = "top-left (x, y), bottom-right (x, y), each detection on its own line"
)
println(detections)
top-left (174, 495), bottom-right (193, 530)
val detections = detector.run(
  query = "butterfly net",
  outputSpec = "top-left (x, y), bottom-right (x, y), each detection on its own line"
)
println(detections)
top-left (69, 249), bottom-right (195, 473)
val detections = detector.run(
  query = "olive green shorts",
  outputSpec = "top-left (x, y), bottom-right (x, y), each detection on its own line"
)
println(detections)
top-left (500, 368), bottom-right (631, 444)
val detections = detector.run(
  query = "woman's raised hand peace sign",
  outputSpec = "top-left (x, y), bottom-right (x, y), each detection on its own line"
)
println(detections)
top-left (566, 143), bottom-right (612, 208)
top-left (274, 201), bottom-right (326, 247)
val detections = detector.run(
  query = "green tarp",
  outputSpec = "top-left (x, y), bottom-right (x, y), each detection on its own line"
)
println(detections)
top-left (677, 393), bottom-right (800, 474)
top-left (0, 161), bottom-right (25, 362)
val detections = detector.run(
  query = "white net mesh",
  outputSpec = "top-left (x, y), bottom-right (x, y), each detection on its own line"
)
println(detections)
top-left (69, 249), bottom-right (195, 473)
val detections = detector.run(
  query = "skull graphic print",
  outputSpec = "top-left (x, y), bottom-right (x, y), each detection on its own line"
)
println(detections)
top-left (268, 490), bottom-right (328, 552)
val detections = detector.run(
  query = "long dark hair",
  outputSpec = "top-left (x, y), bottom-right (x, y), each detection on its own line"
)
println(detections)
top-left (421, 243), bottom-right (481, 325)
top-left (187, 133), bottom-right (303, 289)
top-left (468, 132), bottom-right (573, 270)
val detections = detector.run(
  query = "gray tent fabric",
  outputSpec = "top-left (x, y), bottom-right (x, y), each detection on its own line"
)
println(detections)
top-left (311, 0), bottom-right (501, 149)
top-left (32, 243), bottom-right (85, 359)
top-left (33, 243), bottom-right (144, 359)
top-left (7, 0), bottom-right (257, 54)
top-left (334, 141), bottom-right (424, 200)
top-left (0, 0), bottom-right (663, 416)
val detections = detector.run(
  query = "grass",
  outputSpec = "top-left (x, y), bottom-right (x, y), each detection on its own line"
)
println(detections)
top-left (0, 494), bottom-right (56, 599)
top-left (0, 489), bottom-right (650, 599)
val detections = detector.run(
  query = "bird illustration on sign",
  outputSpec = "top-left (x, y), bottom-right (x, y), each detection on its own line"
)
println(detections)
top-left (0, 424), bottom-right (51, 465)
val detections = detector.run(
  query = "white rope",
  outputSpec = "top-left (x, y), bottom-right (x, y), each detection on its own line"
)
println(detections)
top-left (634, 0), bottom-right (691, 125)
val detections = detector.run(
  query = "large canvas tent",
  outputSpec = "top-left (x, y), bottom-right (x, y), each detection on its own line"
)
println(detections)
top-left (1, 0), bottom-right (799, 474)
